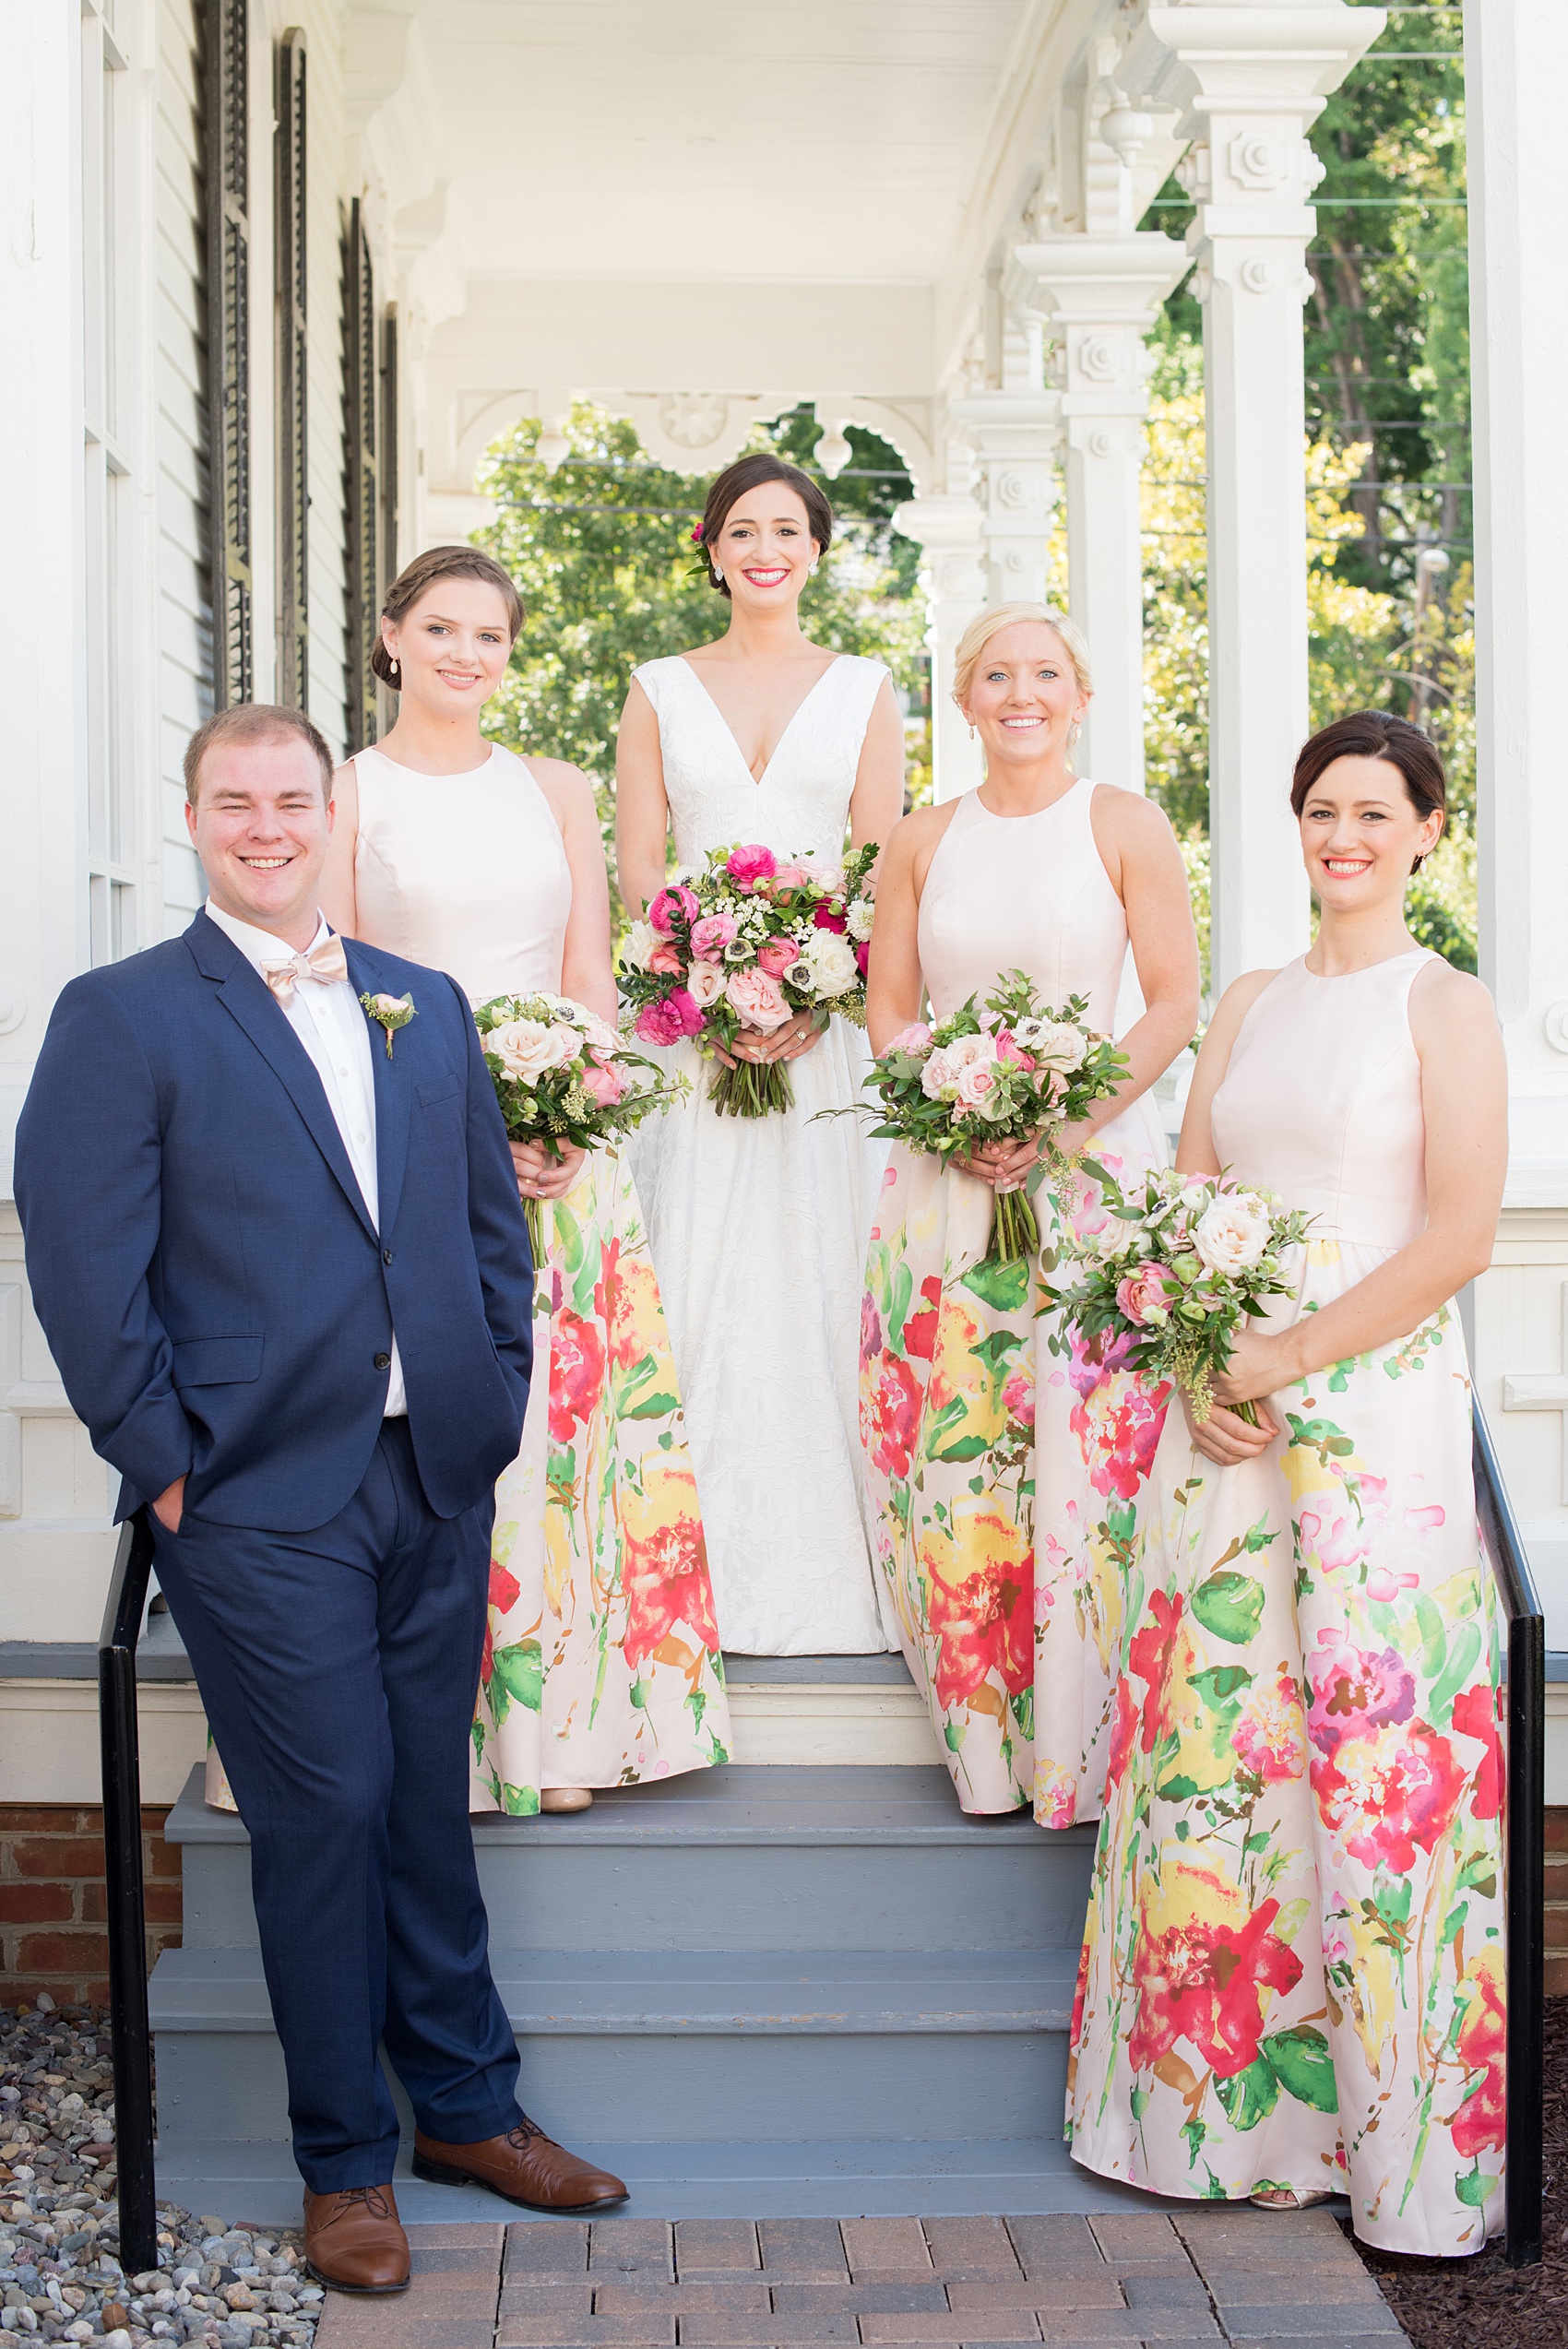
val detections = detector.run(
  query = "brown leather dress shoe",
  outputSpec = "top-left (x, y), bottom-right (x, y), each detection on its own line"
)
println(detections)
top-left (412, 2116), bottom-right (628, 2211)
top-left (303, 2183), bottom-right (410, 2293)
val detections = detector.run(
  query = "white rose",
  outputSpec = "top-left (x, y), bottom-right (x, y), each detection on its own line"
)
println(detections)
top-left (486, 1018), bottom-right (579, 1084)
top-left (686, 960), bottom-right (726, 1008)
top-left (795, 853), bottom-right (846, 892)
top-left (621, 919), bottom-right (657, 971)
top-left (799, 928), bottom-right (861, 999)
top-left (846, 897), bottom-right (875, 943)
top-left (1192, 1193), bottom-right (1273, 1275)
top-left (1019, 1019), bottom-right (1087, 1074)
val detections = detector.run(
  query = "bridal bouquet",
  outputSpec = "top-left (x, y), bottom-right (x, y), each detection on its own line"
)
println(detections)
top-left (861, 975), bottom-right (1129, 1264)
top-left (475, 991), bottom-right (687, 1252)
top-left (619, 840), bottom-right (878, 1117)
top-left (1052, 1166), bottom-right (1313, 1422)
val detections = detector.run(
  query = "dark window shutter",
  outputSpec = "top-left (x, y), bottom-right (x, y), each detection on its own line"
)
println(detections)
top-left (342, 199), bottom-right (378, 752)
top-left (379, 306), bottom-right (399, 735)
top-left (206, 0), bottom-right (253, 706)
top-left (275, 29), bottom-right (308, 708)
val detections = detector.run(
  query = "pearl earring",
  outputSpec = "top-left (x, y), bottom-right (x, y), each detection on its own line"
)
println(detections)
top-left (389, 658), bottom-right (399, 679)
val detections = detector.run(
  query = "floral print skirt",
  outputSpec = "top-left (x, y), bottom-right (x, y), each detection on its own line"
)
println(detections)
top-left (1067, 1240), bottom-right (1505, 2257)
top-left (860, 1135), bottom-right (1169, 1821)
top-left (207, 1146), bottom-right (731, 1818)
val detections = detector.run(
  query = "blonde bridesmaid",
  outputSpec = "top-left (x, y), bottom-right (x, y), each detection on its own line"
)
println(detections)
top-left (1069, 712), bottom-right (1508, 2256)
top-left (861, 604), bottom-right (1200, 1820)
top-left (207, 544), bottom-right (730, 1816)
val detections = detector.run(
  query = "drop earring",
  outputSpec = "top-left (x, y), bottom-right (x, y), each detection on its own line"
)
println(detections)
top-left (389, 658), bottom-right (399, 679)
top-left (967, 718), bottom-right (976, 741)
top-left (712, 564), bottom-right (724, 584)
top-left (808, 559), bottom-right (819, 577)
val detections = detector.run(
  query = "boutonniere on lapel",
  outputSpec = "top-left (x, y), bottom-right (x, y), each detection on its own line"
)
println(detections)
top-left (361, 991), bottom-right (416, 1060)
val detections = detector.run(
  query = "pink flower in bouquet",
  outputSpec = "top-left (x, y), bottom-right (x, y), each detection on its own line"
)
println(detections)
top-left (635, 991), bottom-right (705, 1046)
top-left (726, 844), bottom-right (778, 889)
top-left (647, 883), bottom-right (698, 935)
top-left (725, 967), bottom-right (791, 1031)
top-left (690, 912), bottom-right (737, 960)
top-left (855, 941), bottom-right (870, 976)
top-left (955, 1061), bottom-right (999, 1109)
top-left (993, 1029), bottom-right (1036, 1069)
top-left (772, 862), bottom-right (811, 891)
top-left (581, 1062), bottom-right (627, 1107)
top-left (1115, 1261), bottom-right (1175, 1327)
top-left (647, 941), bottom-right (684, 976)
top-left (886, 1021), bottom-right (932, 1056)
top-left (685, 960), bottom-right (726, 1008)
top-left (812, 902), bottom-right (848, 934)
top-left (757, 938), bottom-right (798, 978)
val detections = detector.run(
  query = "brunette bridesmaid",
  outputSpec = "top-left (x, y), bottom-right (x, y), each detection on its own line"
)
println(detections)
top-left (1069, 712), bottom-right (1508, 2257)
top-left (207, 545), bottom-right (730, 1817)
top-left (861, 603), bottom-right (1200, 1820)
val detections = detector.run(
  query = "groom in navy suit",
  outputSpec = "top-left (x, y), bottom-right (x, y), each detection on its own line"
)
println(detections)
top-left (15, 704), bottom-right (625, 2290)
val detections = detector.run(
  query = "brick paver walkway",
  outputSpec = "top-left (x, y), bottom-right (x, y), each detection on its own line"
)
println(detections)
top-left (313, 2207), bottom-right (1408, 2348)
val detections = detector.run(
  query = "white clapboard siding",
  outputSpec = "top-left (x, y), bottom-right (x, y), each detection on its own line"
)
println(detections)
top-left (153, 0), bottom-right (210, 936)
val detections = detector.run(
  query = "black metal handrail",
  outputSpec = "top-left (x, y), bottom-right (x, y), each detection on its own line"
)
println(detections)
top-left (1472, 1402), bottom-right (1546, 2269)
top-left (97, 1510), bottom-right (159, 2276)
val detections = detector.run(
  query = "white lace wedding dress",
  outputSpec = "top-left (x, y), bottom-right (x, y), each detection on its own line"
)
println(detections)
top-left (626, 652), bottom-right (898, 1655)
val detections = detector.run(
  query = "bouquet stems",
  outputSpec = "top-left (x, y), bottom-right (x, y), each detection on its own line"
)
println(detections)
top-left (709, 1059), bottom-right (795, 1118)
top-left (522, 1193), bottom-right (546, 1263)
top-left (989, 1184), bottom-right (1042, 1266)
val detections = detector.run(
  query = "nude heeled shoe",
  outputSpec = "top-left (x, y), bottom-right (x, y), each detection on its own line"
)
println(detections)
top-left (540, 1786), bottom-right (593, 1813)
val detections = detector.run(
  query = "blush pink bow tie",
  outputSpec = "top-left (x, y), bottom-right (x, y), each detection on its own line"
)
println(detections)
top-left (261, 935), bottom-right (349, 1002)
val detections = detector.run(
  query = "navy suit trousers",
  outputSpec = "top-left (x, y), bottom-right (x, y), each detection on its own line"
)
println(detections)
top-left (151, 1419), bottom-right (523, 2189)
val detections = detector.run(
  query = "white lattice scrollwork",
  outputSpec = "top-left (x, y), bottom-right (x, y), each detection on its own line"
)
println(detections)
top-left (658, 394), bottom-right (730, 451)
top-left (1227, 130), bottom-right (1290, 192)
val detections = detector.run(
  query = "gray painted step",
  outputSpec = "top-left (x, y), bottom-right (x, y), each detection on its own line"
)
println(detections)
top-left (150, 1947), bottom-right (1076, 2146)
top-left (151, 2134), bottom-right (1171, 2225)
top-left (167, 1764), bottom-right (1097, 1953)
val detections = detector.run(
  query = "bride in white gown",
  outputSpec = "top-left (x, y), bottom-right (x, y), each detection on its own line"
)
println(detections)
top-left (616, 454), bottom-right (904, 1655)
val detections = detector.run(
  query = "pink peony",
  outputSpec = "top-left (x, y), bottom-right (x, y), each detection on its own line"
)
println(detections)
top-left (993, 1030), bottom-right (1036, 1069)
top-left (757, 939), bottom-right (798, 978)
top-left (581, 1062), bottom-right (627, 1107)
top-left (635, 991), bottom-right (706, 1046)
top-left (726, 844), bottom-right (778, 888)
top-left (812, 902), bottom-right (848, 933)
top-left (886, 1021), bottom-right (932, 1057)
top-left (725, 967), bottom-right (792, 1032)
top-left (772, 862), bottom-right (811, 891)
top-left (647, 884), bottom-right (698, 936)
top-left (1115, 1262), bottom-right (1174, 1327)
top-left (647, 942), bottom-right (684, 976)
top-left (685, 960), bottom-right (726, 1008)
top-left (690, 912), bottom-right (737, 960)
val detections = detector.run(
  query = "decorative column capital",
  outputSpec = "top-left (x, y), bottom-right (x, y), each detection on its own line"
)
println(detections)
top-left (891, 492), bottom-right (988, 605)
top-left (1006, 233), bottom-right (1192, 411)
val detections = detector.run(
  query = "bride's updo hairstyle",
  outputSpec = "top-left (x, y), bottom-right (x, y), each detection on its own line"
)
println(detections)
top-left (1289, 710), bottom-right (1446, 872)
top-left (950, 601), bottom-right (1093, 712)
top-left (372, 545), bottom-right (525, 688)
top-left (695, 455), bottom-right (834, 599)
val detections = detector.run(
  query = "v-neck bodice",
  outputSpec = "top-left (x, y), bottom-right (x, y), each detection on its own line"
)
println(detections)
top-left (634, 651), bottom-right (887, 866)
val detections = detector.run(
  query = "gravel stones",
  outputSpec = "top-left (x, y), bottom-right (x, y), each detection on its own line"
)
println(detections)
top-left (0, 2002), bottom-right (321, 2349)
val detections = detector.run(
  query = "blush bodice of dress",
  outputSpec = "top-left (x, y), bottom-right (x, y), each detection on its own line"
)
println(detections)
top-left (917, 776), bottom-right (1165, 1169)
top-left (634, 652), bottom-right (887, 866)
top-left (918, 777), bottom-right (1134, 1032)
top-left (351, 741), bottom-right (570, 1005)
top-left (1209, 948), bottom-right (1433, 1252)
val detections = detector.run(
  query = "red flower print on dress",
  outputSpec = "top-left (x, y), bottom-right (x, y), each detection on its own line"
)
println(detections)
top-left (902, 1274), bottom-right (943, 1363)
top-left (1451, 1680), bottom-right (1504, 1822)
top-left (548, 1311), bottom-right (606, 1443)
top-left (1066, 1330), bottom-right (1169, 1500)
top-left (1103, 1677), bottom-right (1140, 1796)
top-left (1311, 1722), bottom-right (1467, 1871)
top-left (1128, 1587), bottom-right (1185, 1756)
top-left (1127, 1869), bottom-right (1304, 2081)
top-left (864, 1353), bottom-right (921, 1481)
top-left (928, 1552), bottom-right (1033, 1709)
top-left (860, 1292), bottom-right (883, 1373)
top-left (621, 1461), bottom-right (720, 1669)
top-left (489, 1560), bottom-right (522, 1618)
top-left (1002, 1363), bottom-right (1036, 1430)
top-left (1232, 1666), bottom-right (1308, 1785)
top-left (1450, 1944), bottom-right (1506, 2159)
top-left (1306, 1628), bottom-right (1417, 1757)
top-left (480, 1618), bottom-right (494, 1687)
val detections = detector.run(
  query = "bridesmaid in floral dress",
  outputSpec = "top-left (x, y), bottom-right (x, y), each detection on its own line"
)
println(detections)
top-left (206, 545), bottom-right (730, 1818)
top-left (861, 604), bottom-right (1200, 1821)
top-left (1068, 713), bottom-right (1508, 2257)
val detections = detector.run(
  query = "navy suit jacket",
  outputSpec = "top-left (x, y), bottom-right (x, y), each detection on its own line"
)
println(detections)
top-left (14, 910), bottom-right (533, 1530)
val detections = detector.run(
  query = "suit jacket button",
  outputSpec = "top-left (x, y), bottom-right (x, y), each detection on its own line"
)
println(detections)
top-left (374, 1351), bottom-right (391, 1370)
top-left (383, 1248), bottom-right (393, 1263)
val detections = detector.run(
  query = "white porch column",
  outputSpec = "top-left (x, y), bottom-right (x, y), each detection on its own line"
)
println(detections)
top-left (891, 493), bottom-right (987, 804)
top-left (1465, 0), bottom-right (1568, 1648)
top-left (1123, 2), bottom-right (1384, 989)
top-left (1006, 234), bottom-right (1190, 793)
top-left (946, 393), bottom-right (1063, 610)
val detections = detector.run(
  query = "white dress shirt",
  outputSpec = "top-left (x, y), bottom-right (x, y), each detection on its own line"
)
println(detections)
top-left (204, 902), bottom-right (407, 1415)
